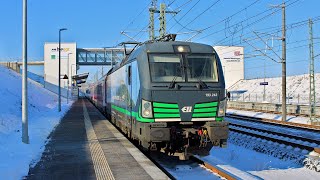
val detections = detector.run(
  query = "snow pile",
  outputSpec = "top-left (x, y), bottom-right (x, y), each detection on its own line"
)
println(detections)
top-left (0, 65), bottom-right (72, 179)
top-left (203, 143), bottom-right (320, 180)
top-left (229, 74), bottom-right (320, 105)
top-left (228, 131), bottom-right (307, 164)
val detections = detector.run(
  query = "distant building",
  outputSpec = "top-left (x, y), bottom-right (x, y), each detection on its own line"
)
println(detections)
top-left (213, 46), bottom-right (244, 89)
top-left (44, 42), bottom-right (77, 97)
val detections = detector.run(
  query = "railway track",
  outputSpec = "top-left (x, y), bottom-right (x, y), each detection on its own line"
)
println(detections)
top-left (229, 125), bottom-right (317, 152)
top-left (226, 113), bottom-right (320, 132)
top-left (226, 113), bottom-right (320, 172)
top-left (150, 152), bottom-right (258, 180)
top-left (190, 155), bottom-right (236, 179)
top-left (149, 152), bottom-right (219, 179)
top-left (227, 115), bottom-right (320, 141)
top-left (189, 155), bottom-right (259, 180)
top-left (229, 123), bottom-right (320, 151)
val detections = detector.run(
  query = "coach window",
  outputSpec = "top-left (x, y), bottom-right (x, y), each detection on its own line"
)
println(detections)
top-left (148, 54), bottom-right (184, 82)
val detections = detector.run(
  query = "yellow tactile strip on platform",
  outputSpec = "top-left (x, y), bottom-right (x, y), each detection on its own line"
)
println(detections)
top-left (82, 100), bottom-right (115, 180)
top-left (101, 120), bottom-right (170, 180)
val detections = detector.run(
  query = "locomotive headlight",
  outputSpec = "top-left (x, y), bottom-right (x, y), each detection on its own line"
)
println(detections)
top-left (142, 99), bottom-right (153, 118)
top-left (144, 102), bottom-right (151, 109)
top-left (177, 46), bottom-right (185, 52)
top-left (143, 110), bottom-right (151, 116)
top-left (173, 45), bottom-right (191, 53)
top-left (218, 99), bottom-right (226, 117)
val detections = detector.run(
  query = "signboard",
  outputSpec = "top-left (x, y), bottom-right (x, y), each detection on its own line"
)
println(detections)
top-left (50, 47), bottom-right (71, 60)
top-left (72, 86), bottom-right (78, 98)
top-left (260, 82), bottom-right (268, 85)
top-left (213, 46), bottom-right (244, 89)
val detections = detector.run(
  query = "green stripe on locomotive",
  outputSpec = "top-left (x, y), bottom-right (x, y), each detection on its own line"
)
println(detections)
top-left (111, 101), bottom-right (223, 122)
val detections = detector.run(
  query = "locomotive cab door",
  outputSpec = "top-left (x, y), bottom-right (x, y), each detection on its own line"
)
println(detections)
top-left (126, 65), bottom-right (133, 137)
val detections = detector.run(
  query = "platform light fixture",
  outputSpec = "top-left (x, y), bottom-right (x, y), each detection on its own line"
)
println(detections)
top-left (67, 53), bottom-right (72, 104)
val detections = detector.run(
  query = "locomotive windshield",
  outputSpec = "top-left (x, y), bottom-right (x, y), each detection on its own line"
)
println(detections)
top-left (186, 54), bottom-right (218, 82)
top-left (149, 53), bottom-right (218, 82)
top-left (149, 54), bottom-right (184, 82)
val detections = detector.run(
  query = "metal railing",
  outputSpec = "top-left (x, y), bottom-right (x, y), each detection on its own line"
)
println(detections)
top-left (227, 101), bottom-right (320, 117)
top-left (229, 93), bottom-right (319, 105)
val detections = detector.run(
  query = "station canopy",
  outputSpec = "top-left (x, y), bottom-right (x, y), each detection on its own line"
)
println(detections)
top-left (72, 73), bottom-right (89, 86)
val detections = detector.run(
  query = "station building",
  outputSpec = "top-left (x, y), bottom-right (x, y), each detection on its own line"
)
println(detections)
top-left (43, 42), bottom-right (124, 98)
top-left (44, 42), bottom-right (77, 97)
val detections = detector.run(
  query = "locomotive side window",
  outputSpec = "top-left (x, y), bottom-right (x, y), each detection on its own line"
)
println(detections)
top-left (149, 54), bottom-right (184, 82)
top-left (186, 54), bottom-right (218, 82)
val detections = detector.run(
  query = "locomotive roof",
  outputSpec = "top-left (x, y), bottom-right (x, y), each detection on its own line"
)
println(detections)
top-left (107, 41), bottom-right (216, 75)
top-left (143, 41), bottom-right (214, 53)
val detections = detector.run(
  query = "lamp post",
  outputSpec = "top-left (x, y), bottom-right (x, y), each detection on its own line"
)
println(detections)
top-left (71, 64), bottom-right (76, 98)
top-left (67, 53), bottom-right (72, 104)
top-left (22, 0), bottom-right (29, 144)
top-left (58, 28), bottom-right (67, 112)
top-left (71, 64), bottom-right (76, 77)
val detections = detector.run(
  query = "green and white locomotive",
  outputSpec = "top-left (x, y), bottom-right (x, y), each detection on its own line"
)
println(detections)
top-left (91, 41), bottom-right (229, 158)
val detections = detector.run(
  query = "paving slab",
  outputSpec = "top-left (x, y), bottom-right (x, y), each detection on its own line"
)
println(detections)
top-left (26, 99), bottom-right (169, 180)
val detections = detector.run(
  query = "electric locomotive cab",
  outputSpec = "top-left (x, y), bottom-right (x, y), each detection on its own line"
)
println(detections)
top-left (136, 42), bottom-right (228, 157)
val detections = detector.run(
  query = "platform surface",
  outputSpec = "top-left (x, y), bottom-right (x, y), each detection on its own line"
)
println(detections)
top-left (26, 99), bottom-right (169, 180)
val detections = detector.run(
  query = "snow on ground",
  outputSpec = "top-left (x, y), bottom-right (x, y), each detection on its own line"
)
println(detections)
top-left (169, 165), bottom-right (220, 180)
top-left (228, 73), bottom-right (320, 105)
top-left (0, 65), bottom-right (72, 179)
top-left (26, 71), bottom-right (44, 85)
top-left (227, 109), bottom-right (312, 125)
top-left (202, 143), bottom-right (320, 180)
top-left (250, 168), bottom-right (320, 180)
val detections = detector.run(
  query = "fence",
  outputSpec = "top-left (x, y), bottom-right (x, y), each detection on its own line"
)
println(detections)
top-left (230, 93), bottom-right (319, 105)
top-left (227, 101), bottom-right (320, 117)
top-left (0, 62), bottom-right (20, 73)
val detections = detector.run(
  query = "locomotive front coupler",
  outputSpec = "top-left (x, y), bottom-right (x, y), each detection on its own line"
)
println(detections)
top-left (178, 129), bottom-right (200, 160)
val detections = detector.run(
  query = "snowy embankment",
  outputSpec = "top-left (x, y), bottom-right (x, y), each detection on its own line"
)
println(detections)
top-left (0, 66), bottom-right (72, 179)
top-left (228, 73), bottom-right (320, 105)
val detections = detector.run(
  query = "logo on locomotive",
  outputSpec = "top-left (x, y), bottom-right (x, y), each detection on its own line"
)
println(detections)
top-left (181, 106), bottom-right (192, 113)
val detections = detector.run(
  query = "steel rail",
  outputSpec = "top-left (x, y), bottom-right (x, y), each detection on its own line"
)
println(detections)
top-left (229, 127), bottom-right (315, 152)
top-left (226, 113), bottom-right (320, 132)
top-left (229, 122), bottom-right (320, 145)
top-left (190, 155), bottom-right (239, 180)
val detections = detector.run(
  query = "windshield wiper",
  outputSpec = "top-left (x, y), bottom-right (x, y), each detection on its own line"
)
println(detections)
top-left (169, 64), bottom-right (184, 89)
top-left (197, 78), bottom-right (208, 89)
top-left (185, 65), bottom-right (208, 89)
top-left (169, 76), bottom-right (177, 89)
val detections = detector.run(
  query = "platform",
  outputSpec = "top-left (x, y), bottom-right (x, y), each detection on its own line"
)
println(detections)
top-left (26, 99), bottom-right (169, 180)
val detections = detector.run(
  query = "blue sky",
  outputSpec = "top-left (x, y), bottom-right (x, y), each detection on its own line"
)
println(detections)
top-left (0, 0), bottom-right (319, 80)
